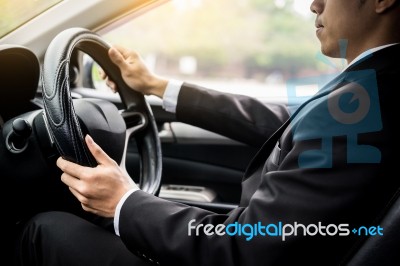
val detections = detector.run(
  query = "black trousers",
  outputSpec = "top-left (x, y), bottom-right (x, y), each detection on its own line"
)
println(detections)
top-left (15, 211), bottom-right (154, 266)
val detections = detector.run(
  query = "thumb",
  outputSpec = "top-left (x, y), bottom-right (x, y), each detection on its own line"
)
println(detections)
top-left (109, 47), bottom-right (127, 69)
top-left (85, 135), bottom-right (113, 165)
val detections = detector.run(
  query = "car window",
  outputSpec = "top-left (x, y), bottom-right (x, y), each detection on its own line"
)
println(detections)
top-left (0, 0), bottom-right (63, 38)
top-left (96, 0), bottom-right (342, 103)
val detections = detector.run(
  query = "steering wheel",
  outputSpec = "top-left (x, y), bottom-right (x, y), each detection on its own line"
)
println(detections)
top-left (41, 27), bottom-right (162, 195)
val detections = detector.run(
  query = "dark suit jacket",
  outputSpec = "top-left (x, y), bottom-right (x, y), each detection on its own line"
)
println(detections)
top-left (119, 44), bottom-right (399, 265)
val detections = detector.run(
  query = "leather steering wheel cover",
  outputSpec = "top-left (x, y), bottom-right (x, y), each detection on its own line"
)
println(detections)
top-left (42, 27), bottom-right (162, 195)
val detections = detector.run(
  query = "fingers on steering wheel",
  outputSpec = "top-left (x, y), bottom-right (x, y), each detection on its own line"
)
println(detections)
top-left (105, 76), bottom-right (117, 93)
top-left (85, 135), bottom-right (115, 166)
top-left (98, 67), bottom-right (117, 93)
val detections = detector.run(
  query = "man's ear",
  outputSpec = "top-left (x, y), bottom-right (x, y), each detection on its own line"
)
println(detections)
top-left (375, 0), bottom-right (399, 13)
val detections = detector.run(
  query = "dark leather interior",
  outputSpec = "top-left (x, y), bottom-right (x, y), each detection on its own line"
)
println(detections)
top-left (42, 29), bottom-right (103, 167)
top-left (0, 45), bottom-right (39, 121)
top-left (345, 190), bottom-right (400, 265)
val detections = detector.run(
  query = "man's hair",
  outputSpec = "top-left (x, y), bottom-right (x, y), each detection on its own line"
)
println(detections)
top-left (390, 0), bottom-right (400, 12)
top-left (359, 0), bottom-right (400, 8)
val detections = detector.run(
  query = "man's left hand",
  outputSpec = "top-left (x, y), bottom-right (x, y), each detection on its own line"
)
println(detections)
top-left (56, 135), bottom-right (138, 217)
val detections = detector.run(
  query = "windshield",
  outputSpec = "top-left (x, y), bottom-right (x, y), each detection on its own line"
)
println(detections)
top-left (97, 0), bottom-right (341, 101)
top-left (0, 0), bottom-right (62, 38)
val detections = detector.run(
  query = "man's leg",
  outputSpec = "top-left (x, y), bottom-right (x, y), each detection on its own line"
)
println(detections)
top-left (16, 211), bottom-right (153, 266)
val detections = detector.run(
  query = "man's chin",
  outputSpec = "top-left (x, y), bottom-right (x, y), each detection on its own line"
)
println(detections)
top-left (320, 45), bottom-right (343, 59)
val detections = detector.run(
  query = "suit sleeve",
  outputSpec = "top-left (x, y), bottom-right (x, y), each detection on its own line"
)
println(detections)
top-left (175, 83), bottom-right (289, 147)
top-left (118, 131), bottom-right (394, 266)
top-left (118, 74), bottom-right (397, 265)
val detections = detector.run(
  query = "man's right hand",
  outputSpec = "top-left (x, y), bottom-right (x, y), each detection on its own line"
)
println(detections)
top-left (104, 45), bottom-right (168, 98)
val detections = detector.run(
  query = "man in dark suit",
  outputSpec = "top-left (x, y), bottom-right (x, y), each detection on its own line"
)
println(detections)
top-left (17, 0), bottom-right (400, 265)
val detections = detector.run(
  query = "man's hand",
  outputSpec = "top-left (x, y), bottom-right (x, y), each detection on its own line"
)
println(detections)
top-left (104, 45), bottom-right (168, 98)
top-left (57, 135), bottom-right (138, 217)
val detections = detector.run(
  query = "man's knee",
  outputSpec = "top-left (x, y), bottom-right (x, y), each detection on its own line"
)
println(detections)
top-left (16, 211), bottom-right (74, 266)
top-left (24, 211), bottom-right (75, 237)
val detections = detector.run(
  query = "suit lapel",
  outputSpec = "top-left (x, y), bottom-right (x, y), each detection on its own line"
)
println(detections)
top-left (243, 72), bottom-right (346, 179)
top-left (242, 44), bottom-right (400, 180)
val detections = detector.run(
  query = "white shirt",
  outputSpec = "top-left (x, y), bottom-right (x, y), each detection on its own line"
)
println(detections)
top-left (113, 43), bottom-right (398, 236)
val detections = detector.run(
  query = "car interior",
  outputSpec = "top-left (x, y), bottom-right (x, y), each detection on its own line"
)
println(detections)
top-left (2, 0), bottom-right (399, 264)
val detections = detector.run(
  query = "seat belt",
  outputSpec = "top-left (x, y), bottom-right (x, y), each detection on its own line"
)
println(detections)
top-left (340, 186), bottom-right (400, 264)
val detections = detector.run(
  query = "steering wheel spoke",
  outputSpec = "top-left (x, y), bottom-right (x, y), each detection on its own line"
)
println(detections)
top-left (121, 111), bottom-right (147, 133)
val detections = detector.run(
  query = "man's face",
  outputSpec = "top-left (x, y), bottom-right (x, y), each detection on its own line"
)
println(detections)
top-left (311, 0), bottom-right (376, 62)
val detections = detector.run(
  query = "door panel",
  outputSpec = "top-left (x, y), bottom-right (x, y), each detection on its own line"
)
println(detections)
top-left (125, 121), bottom-right (259, 211)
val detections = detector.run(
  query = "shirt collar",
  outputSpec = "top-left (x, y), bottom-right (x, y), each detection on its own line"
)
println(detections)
top-left (344, 43), bottom-right (399, 71)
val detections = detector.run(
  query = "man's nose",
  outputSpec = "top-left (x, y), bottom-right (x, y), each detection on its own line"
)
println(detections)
top-left (310, 0), bottom-right (324, 15)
